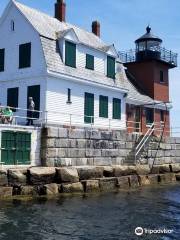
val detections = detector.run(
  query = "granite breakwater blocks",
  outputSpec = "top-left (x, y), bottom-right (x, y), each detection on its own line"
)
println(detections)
top-left (0, 164), bottom-right (180, 198)
top-left (41, 127), bottom-right (180, 167)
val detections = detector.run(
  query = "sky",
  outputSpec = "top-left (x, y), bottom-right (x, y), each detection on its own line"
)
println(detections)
top-left (0, 0), bottom-right (179, 130)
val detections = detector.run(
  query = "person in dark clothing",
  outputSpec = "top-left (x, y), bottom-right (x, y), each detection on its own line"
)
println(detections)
top-left (27, 97), bottom-right (35, 126)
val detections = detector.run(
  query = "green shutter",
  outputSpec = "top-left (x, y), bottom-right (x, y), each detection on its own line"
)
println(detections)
top-left (107, 56), bottom-right (115, 79)
top-left (27, 85), bottom-right (40, 119)
top-left (0, 49), bottom-right (5, 72)
top-left (86, 54), bottom-right (94, 70)
top-left (1, 131), bottom-right (16, 165)
top-left (7, 88), bottom-right (19, 112)
top-left (19, 43), bottom-right (31, 69)
top-left (113, 98), bottom-right (121, 119)
top-left (16, 132), bottom-right (31, 165)
top-left (99, 95), bottom-right (108, 118)
top-left (65, 41), bottom-right (76, 68)
top-left (1, 131), bottom-right (31, 165)
top-left (84, 92), bottom-right (94, 123)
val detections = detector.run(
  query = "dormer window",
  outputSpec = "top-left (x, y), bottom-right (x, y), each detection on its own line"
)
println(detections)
top-left (65, 41), bottom-right (76, 68)
top-left (86, 54), bottom-right (94, 70)
top-left (107, 56), bottom-right (115, 79)
top-left (11, 20), bottom-right (15, 31)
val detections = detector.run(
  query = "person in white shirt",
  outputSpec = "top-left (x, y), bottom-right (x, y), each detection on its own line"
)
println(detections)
top-left (27, 97), bottom-right (35, 125)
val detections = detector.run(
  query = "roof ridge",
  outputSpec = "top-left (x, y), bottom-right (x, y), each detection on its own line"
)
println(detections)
top-left (14, 0), bottom-right (58, 22)
top-left (13, 0), bottom-right (105, 45)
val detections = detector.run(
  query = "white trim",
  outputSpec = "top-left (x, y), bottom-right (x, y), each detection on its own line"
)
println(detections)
top-left (106, 44), bottom-right (118, 58)
top-left (47, 70), bottom-right (128, 94)
top-left (57, 28), bottom-right (80, 44)
top-left (126, 98), bottom-right (172, 110)
top-left (12, 1), bottom-right (40, 37)
top-left (126, 98), bottom-right (154, 106)
top-left (0, 0), bottom-right (13, 27)
top-left (0, 73), bottom-right (47, 83)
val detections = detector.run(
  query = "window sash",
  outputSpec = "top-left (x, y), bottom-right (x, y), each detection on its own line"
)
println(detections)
top-left (113, 98), bottom-right (121, 119)
top-left (99, 95), bottom-right (108, 118)
top-left (86, 54), bottom-right (94, 70)
top-left (65, 41), bottom-right (76, 68)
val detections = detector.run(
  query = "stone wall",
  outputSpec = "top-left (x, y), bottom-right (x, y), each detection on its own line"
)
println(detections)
top-left (140, 137), bottom-right (180, 165)
top-left (41, 127), bottom-right (138, 167)
top-left (41, 127), bottom-right (180, 167)
top-left (0, 165), bottom-right (180, 198)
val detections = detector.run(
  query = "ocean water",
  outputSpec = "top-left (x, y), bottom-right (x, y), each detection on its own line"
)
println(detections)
top-left (0, 184), bottom-right (180, 240)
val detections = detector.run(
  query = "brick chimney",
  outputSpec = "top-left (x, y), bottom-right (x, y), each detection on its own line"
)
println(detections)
top-left (55, 0), bottom-right (66, 22)
top-left (92, 21), bottom-right (100, 37)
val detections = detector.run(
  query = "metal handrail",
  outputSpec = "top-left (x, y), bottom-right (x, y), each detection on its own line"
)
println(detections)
top-left (0, 105), bottom-right (179, 136)
top-left (118, 47), bottom-right (178, 66)
top-left (136, 123), bottom-right (154, 151)
top-left (126, 120), bottom-right (141, 132)
top-left (0, 105), bottom-right (43, 113)
top-left (134, 121), bottom-right (169, 162)
top-left (135, 123), bottom-right (154, 163)
top-left (0, 105), bottom-right (133, 130)
top-left (46, 110), bottom-right (127, 130)
top-left (0, 105), bottom-right (43, 126)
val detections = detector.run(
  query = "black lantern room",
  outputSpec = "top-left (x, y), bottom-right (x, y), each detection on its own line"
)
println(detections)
top-left (135, 26), bottom-right (162, 62)
top-left (119, 26), bottom-right (177, 68)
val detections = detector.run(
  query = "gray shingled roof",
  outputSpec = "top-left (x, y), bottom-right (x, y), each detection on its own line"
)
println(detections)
top-left (14, 1), bottom-right (128, 90)
top-left (14, 1), bottom-right (107, 51)
top-left (123, 75), bottom-right (155, 104)
top-left (13, 1), bottom-right (155, 103)
top-left (115, 61), bottom-right (155, 104)
top-left (41, 36), bottom-right (127, 89)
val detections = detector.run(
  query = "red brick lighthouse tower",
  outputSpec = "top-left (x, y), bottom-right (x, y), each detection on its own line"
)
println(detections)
top-left (122, 26), bottom-right (177, 136)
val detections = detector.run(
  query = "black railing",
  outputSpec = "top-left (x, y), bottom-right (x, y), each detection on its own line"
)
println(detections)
top-left (118, 47), bottom-right (178, 67)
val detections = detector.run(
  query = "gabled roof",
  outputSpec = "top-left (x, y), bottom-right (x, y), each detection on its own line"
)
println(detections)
top-left (13, 0), bottom-right (111, 52)
top-left (9, 1), bottom-right (159, 102)
top-left (10, 0), bottom-right (128, 91)
top-left (57, 28), bottom-right (80, 43)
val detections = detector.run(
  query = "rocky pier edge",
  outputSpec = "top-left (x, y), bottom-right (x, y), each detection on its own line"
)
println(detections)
top-left (0, 164), bottom-right (180, 199)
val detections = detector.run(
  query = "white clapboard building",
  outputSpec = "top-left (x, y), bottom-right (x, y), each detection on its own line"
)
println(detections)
top-left (0, 0), bottom-right (159, 131)
top-left (0, 0), bottom-right (130, 130)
